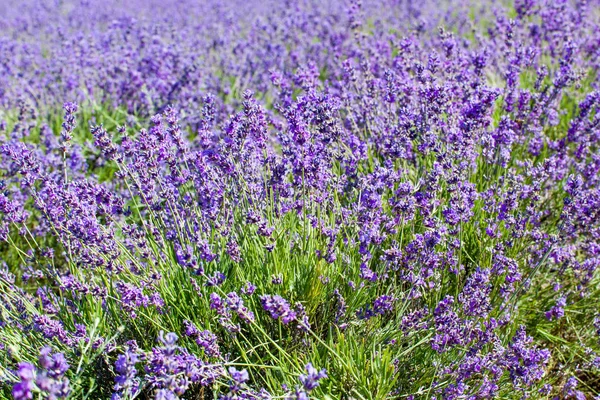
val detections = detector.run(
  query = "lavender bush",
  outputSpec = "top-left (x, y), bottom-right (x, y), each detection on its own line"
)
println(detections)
top-left (0, 0), bottom-right (599, 398)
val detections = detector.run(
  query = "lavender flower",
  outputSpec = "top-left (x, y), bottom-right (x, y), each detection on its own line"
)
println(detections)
top-left (60, 102), bottom-right (78, 152)
top-left (260, 295), bottom-right (297, 324)
top-left (299, 363), bottom-right (327, 391)
top-left (12, 363), bottom-right (35, 400)
top-left (12, 348), bottom-right (70, 400)
top-left (545, 296), bottom-right (567, 321)
top-left (1, 0), bottom-right (599, 398)
top-left (112, 347), bottom-right (140, 399)
top-left (227, 367), bottom-right (249, 393)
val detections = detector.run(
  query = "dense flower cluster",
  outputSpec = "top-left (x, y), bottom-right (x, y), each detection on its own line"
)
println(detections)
top-left (0, 0), bottom-right (599, 398)
top-left (12, 347), bottom-right (70, 400)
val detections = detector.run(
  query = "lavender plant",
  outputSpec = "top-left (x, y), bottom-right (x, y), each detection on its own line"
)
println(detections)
top-left (0, 0), bottom-right (600, 398)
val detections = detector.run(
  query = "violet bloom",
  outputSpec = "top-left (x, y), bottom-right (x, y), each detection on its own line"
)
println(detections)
top-left (228, 367), bottom-right (249, 393)
top-left (241, 281), bottom-right (256, 296)
top-left (12, 363), bottom-right (35, 400)
top-left (563, 377), bottom-right (585, 400)
top-left (13, 348), bottom-right (71, 400)
top-left (183, 320), bottom-right (221, 358)
top-left (503, 326), bottom-right (550, 388)
top-left (431, 296), bottom-right (464, 353)
top-left (38, 347), bottom-right (69, 378)
top-left (458, 268), bottom-right (492, 318)
top-left (60, 102), bottom-right (78, 151)
top-left (545, 296), bottom-right (566, 321)
top-left (112, 347), bottom-right (140, 399)
top-left (210, 293), bottom-right (229, 317)
top-left (260, 294), bottom-right (297, 324)
top-left (286, 363), bottom-right (327, 399)
top-left (299, 363), bottom-right (327, 391)
top-left (226, 292), bottom-right (255, 323)
top-left (205, 271), bottom-right (226, 287)
top-left (373, 295), bottom-right (395, 315)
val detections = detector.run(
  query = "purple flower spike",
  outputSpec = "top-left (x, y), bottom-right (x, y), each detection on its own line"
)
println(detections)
top-left (12, 363), bottom-right (36, 400)
top-left (260, 294), bottom-right (297, 324)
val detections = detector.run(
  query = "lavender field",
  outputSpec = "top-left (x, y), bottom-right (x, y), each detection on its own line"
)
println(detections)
top-left (0, 0), bottom-right (599, 398)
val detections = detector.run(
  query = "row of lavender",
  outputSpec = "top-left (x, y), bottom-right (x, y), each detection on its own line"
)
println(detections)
top-left (0, 0), bottom-right (599, 398)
